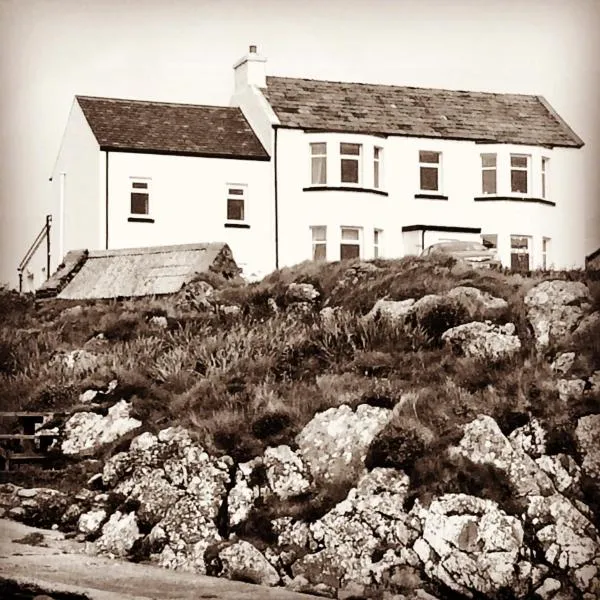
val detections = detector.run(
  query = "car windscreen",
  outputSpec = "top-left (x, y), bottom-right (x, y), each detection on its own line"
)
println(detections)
top-left (434, 242), bottom-right (488, 252)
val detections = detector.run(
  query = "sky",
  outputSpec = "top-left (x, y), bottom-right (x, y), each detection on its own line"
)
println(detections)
top-left (1, 0), bottom-right (599, 288)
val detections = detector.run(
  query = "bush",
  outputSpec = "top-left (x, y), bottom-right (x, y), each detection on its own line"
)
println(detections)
top-left (411, 297), bottom-right (469, 346)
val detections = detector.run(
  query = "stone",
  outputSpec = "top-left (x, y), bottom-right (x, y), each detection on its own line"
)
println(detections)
top-left (17, 488), bottom-right (38, 498)
top-left (296, 403), bottom-right (391, 484)
top-left (149, 315), bottom-right (168, 328)
top-left (446, 285), bottom-right (508, 318)
top-left (62, 400), bottom-right (141, 455)
top-left (524, 280), bottom-right (592, 348)
top-left (536, 454), bottom-right (581, 494)
top-left (286, 282), bottom-right (320, 303)
top-left (572, 311), bottom-right (600, 338)
top-left (60, 305), bottom-right (84, 320)
top-left (79, 389), bottom-right (98, 404)
top-left (509, 418), bottom-right (547, 458)
top-left (367, 298), bottom-right (415, 322)
top-left (217, 540), bottom-right (280, 586)
top-left (263, 445), bottom-right (311, 500)
top-left (95, 511), bottom-right (141, 557)
top-left (536, 578), bottom-right (562, 600)
top-left (77, 509), bottom-right (107, 536)
top-left (551, 352), bottom-right (576, 375)
top-left (575, 414), bottom-right (600, 481)
top-left (53, 349), bottom-right (98, 373)
top-left (442, 321), bottom-right (521, 360)
top-left (220, 305), bottom-right (240, 316)
top-left (557, 378), bottom-right (586, 401)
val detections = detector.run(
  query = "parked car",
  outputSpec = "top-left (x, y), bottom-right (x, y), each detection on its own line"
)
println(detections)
top-left (420, 240), bottom-right (502, 269)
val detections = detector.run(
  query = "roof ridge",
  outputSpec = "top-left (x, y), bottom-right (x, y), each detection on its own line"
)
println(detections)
top-left (75, 95), bottom-right (238, 111)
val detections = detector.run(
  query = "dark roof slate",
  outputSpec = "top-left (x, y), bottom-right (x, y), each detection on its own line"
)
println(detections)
top-left (263, 76), bottom-right (583, 148)
top-left (76, 96), bottom-right (269, 159)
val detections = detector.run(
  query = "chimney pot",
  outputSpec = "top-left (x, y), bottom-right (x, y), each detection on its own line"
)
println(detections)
top-left (249, 45), bottom-right (257, 53)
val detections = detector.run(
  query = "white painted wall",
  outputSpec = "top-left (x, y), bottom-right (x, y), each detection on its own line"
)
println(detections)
top-left (106, 152), bottom-right (275, 277)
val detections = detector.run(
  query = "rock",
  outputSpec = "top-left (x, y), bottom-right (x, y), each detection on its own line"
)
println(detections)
top-left (575, 414), bottom-right (600, 481)
top-left (177, 280), bottom-right (215, 312)
top-left (557, 378), bottom-right (586, 401)
top-left (509, 418), bottom-right (547, 458)
top-left (454, 415), bottom-right (554, 498)
top-left (367, 298), bottom-right (415, 322)
top-left (524, 280), bottom-right (592, 348)
top-left (79, 389), bottom-right (98, 404)
top-left (53, 349), bottom-right (98, 373)
top-left (62, 400), bottom-right (142, 455)
top-left (446, 285), bottom-right (508, 318)
top-left (219, 305), bottom-right (240, 316)
top-left (17, 488), bottom-right (38, 499)
top-left (412, 494), bottom-right (525, 596)
top-left (217, 540), bottom-right (280, 586)
top-left (286, 574), bottom-right (337, 598)
top-left (296, 404), bottom-right (391, 484)
top-left (551, 352), bottom-right (576, 375)
top-left (149, 315), bottom-right (168, 328)
top-left (441, 321), bottom-right (521, 360)
top-left (77, 509), bottom-right (107, 536)
top-left (572, 311), bottom-right (600, 338)
top-left (536, 577), bottom-right (562, 599)
top-left (95, 511), bottom-right (141, 557)
top-left (536, 454), bottom-right (581, 494)
top-left (286, 282), bottom-right (320, 303)
top-left (263, 445), bottom-right (311, 500)
top-left (60, 305), bottom-right (84, 320)
top-left (320, 306), bottom-right (343, 326)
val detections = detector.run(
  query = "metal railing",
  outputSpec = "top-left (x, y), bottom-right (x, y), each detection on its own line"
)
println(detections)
top-left (18, 215), bottom-right (52, 293)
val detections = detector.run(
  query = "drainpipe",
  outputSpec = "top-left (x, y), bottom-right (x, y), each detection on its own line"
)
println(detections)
top-left (59, 172), bottom-right (66, 261)
top-left (105, 151), bottom-right (109, 249)
top-left (46, 215), bottom-right (52, 279)
top-left (273, 126), bottom-right (279, 269)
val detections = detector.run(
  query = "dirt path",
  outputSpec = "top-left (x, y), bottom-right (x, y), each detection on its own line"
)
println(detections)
top-left (0, 519), bottom-right (320, 599)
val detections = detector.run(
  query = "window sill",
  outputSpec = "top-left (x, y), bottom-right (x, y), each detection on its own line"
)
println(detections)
top-left (414, 193), bottom-right (448, 200)
top-left (224, 222), bottom-right (250, 229)
top-left (302, 186), bottom-right (389, 197)
top-left (473, 196), bottom-right (555, 206)
top-left (128, 216), bottom-right (155, 223)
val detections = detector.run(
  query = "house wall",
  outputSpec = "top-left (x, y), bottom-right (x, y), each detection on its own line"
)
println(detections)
top-left (106, 152), bottom-right (274, 278)
top-left (273, 128), bottom-right (583, 270)
top-left (49, 100), bottom-right (102, 276)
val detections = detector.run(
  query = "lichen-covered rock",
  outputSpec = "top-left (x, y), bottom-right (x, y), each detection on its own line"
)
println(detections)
top-left (367, 298), bottom-right (415, 322)
top-left (53, 348), bottom-right (98, 373)
top-left (572, 311), bottom-right (600, 338)
top-left (0, 486), bottom-right (69, 529)
top-left (509, 418), bottom-right (547, 458)
top-left (524, 280), bottom-right (592, 348)
top-left (446, 285), bottom-right (508, 318)
top-left (575, 414), bottom-right (600, 481)
top-left (62, 400), bottom-right (141, 455)
top-left (412, 494), bottom-right (525, 597)
top-left (216, 540), bottom-right (281, 586)
top-left (454, 415), bottom-right (554, 498)
top-left (441, 321), bottom-right (521, 360)
top-left (286, 282), bottom-right (320, 303)
top-left (551, 352), bottom-right (576, 375)
top-left (557, 378), bottom-right (586, 401)
top-left (296, 404), bottom-right (391, 483)
top-left (536, 454), bottom-right (581, 494)
top-left (77, 509), bottom-right (107, 536)
top-left (95, 511), bottom-right (141, 557)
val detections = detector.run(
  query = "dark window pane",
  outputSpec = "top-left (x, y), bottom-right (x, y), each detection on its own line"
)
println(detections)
top-left (312, 156), bottom-right (327, 184)
top-left (340, 244), bottom-right (360, 260)
top-left (374, 147), bottom-right (381, 159)
top-left (228, 188), bottom-right (244, 195)
top-left (340, 143), bottom-right (360, 156)
top-left (311, 143), bottom-right (326, 155)
top-left (511, 170), bottom-right (528, 193)
top-left (482, 170), bottom-right (497, 194)
top-left (313, 243), bottom-right (326, 261)
top-left (132, 182), bottom-right (148, 189)
top-left (420, 166), bottom-right (438, 191)
top-left (227, 198), bottom-right (244, 221)
top-left (481, 234), bottom-right (497, 250)
top-left (341, 159), bottom-right (359, 183)
top-left (131, 193), bottom-right (149, 214)
top-left (511, 155), bottom-right (528, 168)
top-left (481, 153), bottom-right (496, 168)
top-left (511, 252), bottom-right (530, 271)
top-left (419, 151), bottom-right (440, 164)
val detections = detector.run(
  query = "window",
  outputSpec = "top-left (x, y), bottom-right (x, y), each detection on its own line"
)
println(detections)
top-left (226, 185), bottom-right (246, 221)
top-left (419, 151), bottom-right (441, 192)
top-left (340, 143), bottom-right (361, 184)
top-left (130, 179), bottom-right (150, 215)
top-left (541, 157), bottom-right (549, 198)
top-left (311, 226), bottom-right (327, 261)
top-left (374, 147), bottom-right (383, 189)
top-left (310, 143), bottom-right (327, 185)
top-left (510, 235), bottom-right (531, 271)
top-left (481, 233), bottom-right (498, 251)
top-left (374, 229), bottom-right (382, 258)
top-left (510, 154), bottom-right (529, 194)
top-left (481, 154), bottom-right (497, 195)
top-left (542, 237), bottom-right (551, 270)
top-left (340, 227), bottom-right (361, 260)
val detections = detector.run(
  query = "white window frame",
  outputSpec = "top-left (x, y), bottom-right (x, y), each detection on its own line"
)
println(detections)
top-left (310, 142), bottom-right (327, 185)
top-left (373, 146), bottom-right (383, 189)
top-left (374, 228), bottom-right (383, 258)
top-left (340, 143), bottom-right (362, 185)
top-left (311, 226), bottom-right (327, 261)
top-left (542, 237), bottom-right (551, 270)
top-left (129, 177), bottom-right (151, 216)
top-left (541, 157), bottom-right (549, 199)
top-left (226, 184), bottom-right (247, 222)
top-left (419, 150), bottom-right (442, 193)
top-left (510, 154), bottom-right (530, 195)
top-left (340, 226), bottom-right (362, 260)
top-left (481, 153), bottom-right (497, 195)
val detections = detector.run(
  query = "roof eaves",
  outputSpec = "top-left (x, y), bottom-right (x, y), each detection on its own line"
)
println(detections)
top-left (536, 96), bottom-right (585, 148)
top-left (99, 145), bottom-right (270, 161)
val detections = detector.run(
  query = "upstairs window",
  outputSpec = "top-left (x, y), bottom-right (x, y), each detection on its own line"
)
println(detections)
top-left (226, 185), bottom-right (246, 221)
top-left (481, 153), bottom-right (497, 195)
top-left (374, 147), bottom-right (383, 189)
top-left (311, 226), bottom-right (327, 261)
top-left (510, 154), bottom-right (529, 194)
top-left (374, 229), bottom-right (382, 258)
top-left (340, 227), bottom-right (361, 260)
top-left (310, 143), bottom-right (327, 185)
top-left (419, 151), bottom-right (441, 192)
top-left (541, 157), bottom-right (549, 198)
top-left (130, 178), bottom-right (150, 215)
top-left (340, 143), bottom-right (362, 184)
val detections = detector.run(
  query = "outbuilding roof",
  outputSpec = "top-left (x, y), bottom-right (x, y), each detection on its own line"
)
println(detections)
top-left (76, 96), bottom-right (270, 159)
top-left (263, 76), bottom-right (583, 148)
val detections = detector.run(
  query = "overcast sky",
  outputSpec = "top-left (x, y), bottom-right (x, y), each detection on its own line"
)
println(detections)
top-left (1, 0), bottom-right (599, 287)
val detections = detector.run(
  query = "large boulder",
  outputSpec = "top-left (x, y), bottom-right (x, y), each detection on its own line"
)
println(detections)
top-left (296, 404), bottom-right (391, 484)
top-left (524, 280), bottom-right (592, 348)
top-left (94, 511), bottom-right (141, 557)
top-left (441, 321), bottom-right (521, 361)
top-left (366, 298), bottom-right (415, 323)
top-left (62, 400), bottom-right (142, 455)
top-left (575, 414), bottom-right (600, 481)
top-left (446, 285), bottom-right (508, 319)
top-left (215, 540), bottom-right (280, 586)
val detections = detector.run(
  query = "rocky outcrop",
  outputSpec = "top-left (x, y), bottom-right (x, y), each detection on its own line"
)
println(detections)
top-left (62, 400), bottom-right (142, 455)
top-left (441, 321), bottom-right (521, 361)
top-left (575, 414), bottom-right (600, 481)
top-left (0, 484), bottom-right (69, 528)
top-left (213, 540), bottom-right (281, 586)
top-left (367, 298), bottom-right (415, 322)
top-left (296, 404), bottom-right (391, 484)
top-left (551, 352), bottom-right (576, 376)
top-left (524, 280), bottom-right (592, 348)
top-left (286, 283), bottom-right (320, 303)
top-left (446, 285), bottom-right (508, 318)
top-left (95, 510), bottom-right (141, 557)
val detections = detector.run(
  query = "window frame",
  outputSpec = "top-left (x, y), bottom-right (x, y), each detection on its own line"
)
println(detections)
top-left (510, 154), bottom-right (530, 195)
top-left (340, 143), bottom-right (362, 185)
top-left (311, 226), bottom-right (327, 261)
top-left (226, 184), bottom-right (247, 222)
top-left (419, 150), bottom-right (442, 193)
top-left (541, 157), bottom-right (549, 199)
top-left (373, 146), bottom-right (383, 189)
top-left (510, 234), bottom-right (532, 271)
top-left (129, 177), bottom-right (151, 216)
top-left (481, 153), bottom-right (497, 195)
top-left (310, 142), bottom-right (327, 185)
top-left (340, 226), bottom-right (362, 260)
top-left (542, 237), bottom-right (551, 270)
top-left (373, 228), bottom-right (383, 258)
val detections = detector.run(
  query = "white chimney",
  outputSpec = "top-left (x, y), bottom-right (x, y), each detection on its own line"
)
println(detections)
top-left (233, 44), bottom-right (267, 92)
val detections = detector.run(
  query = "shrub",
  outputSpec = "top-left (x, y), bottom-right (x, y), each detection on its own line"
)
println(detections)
top-left (411, 297), bottom-right (469, 346)
top-left (99, 311), bottom-right (145, 341)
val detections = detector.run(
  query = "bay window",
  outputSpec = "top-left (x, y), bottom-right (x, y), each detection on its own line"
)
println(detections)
top-left (340, 143), bottom-right (362, 184)
top-left (510, 154), bottom-right (530, 194)
top-left (310, 143), bottom-right (327, 185)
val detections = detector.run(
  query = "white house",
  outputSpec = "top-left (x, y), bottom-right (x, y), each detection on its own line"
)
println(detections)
top-left (45, 45), bottom-right (584, 287)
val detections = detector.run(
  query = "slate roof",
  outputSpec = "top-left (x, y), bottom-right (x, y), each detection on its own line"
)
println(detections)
top-left (76, 96), bottom-right (269, 159)
top-left (44, 243), bottom-right (239, 300)
top-left (263, 76), bottom-right (583, 148)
